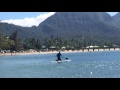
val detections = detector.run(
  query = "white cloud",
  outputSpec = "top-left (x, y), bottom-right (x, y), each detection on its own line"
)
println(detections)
top-left (1, 12), bottom-right (56, 27)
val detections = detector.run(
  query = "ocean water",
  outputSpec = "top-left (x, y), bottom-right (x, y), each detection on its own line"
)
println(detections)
top-left (1, 51), bottom-right (120, 78)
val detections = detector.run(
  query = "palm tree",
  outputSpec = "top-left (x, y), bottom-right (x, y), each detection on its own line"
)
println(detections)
top-left (9, 30), bottom-right (23, 51)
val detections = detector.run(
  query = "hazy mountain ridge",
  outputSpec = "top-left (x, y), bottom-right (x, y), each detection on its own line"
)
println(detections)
top-left (0, 22), bottom-right (46, 40)
top-left (112, 12), bottom-right (120, 29)
top-left (38, 12), bottom-right (120, 42)
top-left (1, 12), bottom-right (120, 43)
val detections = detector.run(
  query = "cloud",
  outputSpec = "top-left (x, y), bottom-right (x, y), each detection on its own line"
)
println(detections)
top-left (1, 12), bottom-right (56, 27)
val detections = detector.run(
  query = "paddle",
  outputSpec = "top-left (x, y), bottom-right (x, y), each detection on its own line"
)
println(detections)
top-left (60, 54), bottom-right (68, 59)
top-left (62, 56), bottom-right (68, 60)
top-left (65, 58), bottom-right (68, 60)
top-left (55, 53), bottom-right (69, 61)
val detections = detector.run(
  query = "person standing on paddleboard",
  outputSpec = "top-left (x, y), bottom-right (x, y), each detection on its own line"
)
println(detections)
top-left (56, 51), bottom-right (63, 61)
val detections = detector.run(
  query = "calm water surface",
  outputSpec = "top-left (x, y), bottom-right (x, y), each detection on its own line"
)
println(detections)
top-left (1, 51), bottom-right (120, 78)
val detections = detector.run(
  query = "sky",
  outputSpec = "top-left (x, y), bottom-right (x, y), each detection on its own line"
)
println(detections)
top-left (0, 12), bottom-right (118, 27)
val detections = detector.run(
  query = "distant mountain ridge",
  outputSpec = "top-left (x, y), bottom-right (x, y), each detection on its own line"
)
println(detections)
top-left (38, 12), bottom-right (120, 42)
top-left (1, 12), bottom-right (120, 43)
top-left (112, 12), bottom-right (120, 29)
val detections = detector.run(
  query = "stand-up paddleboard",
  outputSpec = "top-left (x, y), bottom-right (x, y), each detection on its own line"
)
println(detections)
top-left (51, 60), bottom-right (71, 63)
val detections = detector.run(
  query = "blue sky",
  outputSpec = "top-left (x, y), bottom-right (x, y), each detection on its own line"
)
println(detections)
top-left (0, 12), bottom-right (47, 20)
top-left (107, 12), bottom-right (118, 16)
top-left (0, 12), bottom-right (55, 27)
top-left (0, 12), bottom-right (118, 27)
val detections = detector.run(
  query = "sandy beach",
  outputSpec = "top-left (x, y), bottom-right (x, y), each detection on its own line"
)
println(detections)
top-left (0, 48), bottom-right (120, 56)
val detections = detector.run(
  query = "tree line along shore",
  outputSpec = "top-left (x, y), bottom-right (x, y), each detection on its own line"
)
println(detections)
top-left (1, 30), bottom-right (120, 56)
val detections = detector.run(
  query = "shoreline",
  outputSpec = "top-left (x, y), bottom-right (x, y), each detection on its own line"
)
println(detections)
top-left (0, 48), bottom-right (120, 56)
